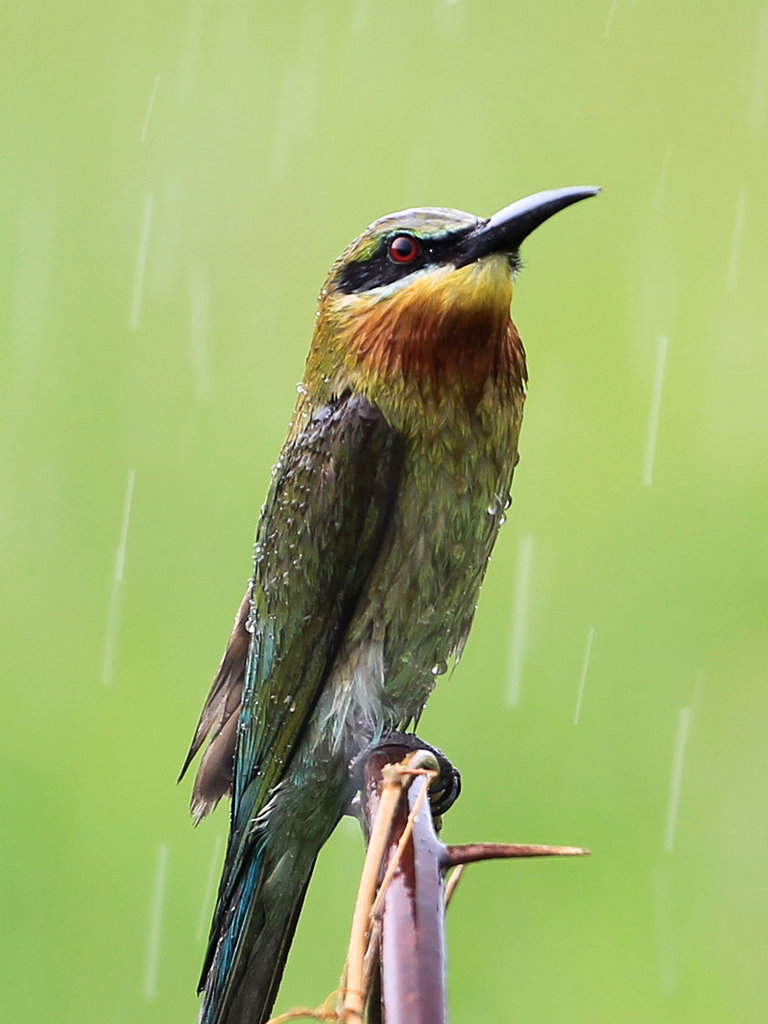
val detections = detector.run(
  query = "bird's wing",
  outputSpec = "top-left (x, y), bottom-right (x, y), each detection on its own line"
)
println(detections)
top-left (181, 386), bottom-right (403, 820)
top-left (179, 589), bottom-right (250, 821)
top-left (232, 390), bottom-right (403, 821)
top-left (194, 391), bottom-right (403, 1007)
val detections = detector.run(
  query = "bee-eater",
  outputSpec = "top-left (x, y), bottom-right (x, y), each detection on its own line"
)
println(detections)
top-left (181, 186), bottom-right (599, 1024)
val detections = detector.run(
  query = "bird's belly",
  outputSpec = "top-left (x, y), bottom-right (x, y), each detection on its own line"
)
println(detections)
top-left (316, 434), bottom-right (517, 751)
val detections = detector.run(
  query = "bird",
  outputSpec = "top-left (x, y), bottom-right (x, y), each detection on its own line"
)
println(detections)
top-left (181, 185), bottom-right (599, 1024)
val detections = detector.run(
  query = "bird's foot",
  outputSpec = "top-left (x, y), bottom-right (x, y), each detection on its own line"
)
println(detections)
top-left (347, 731), bottom-right (461, 821)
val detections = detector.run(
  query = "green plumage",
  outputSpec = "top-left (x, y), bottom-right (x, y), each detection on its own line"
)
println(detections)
top-left (181, 187), bottom-right (598, 1024)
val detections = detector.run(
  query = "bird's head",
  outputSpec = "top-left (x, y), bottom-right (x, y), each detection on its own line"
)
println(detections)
top-left (304, 187), bottom-right (599, 406)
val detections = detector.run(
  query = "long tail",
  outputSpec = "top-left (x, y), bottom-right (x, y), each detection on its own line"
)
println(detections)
top-left (199, 829), bottom-right (322, 1024)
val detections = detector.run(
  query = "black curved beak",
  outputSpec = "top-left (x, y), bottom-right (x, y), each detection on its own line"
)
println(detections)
top-left (455, 186), bottom-right (600, 267)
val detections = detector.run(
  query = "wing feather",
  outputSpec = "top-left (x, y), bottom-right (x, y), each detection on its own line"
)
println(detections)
top-left (183, 391), bottom-right (403, 991)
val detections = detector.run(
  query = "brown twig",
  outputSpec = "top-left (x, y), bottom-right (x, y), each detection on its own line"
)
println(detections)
top-left (341, 762), bottom-right (405, 1022)
top-left (443, 863), bottom-right (466, 908)
top-left (341, 751), bottom-right (438, 1021)
top-left (353, 741), bottom-right (590, 1024)
top-left (444, 841), bottom-right (589, 867)
top-left (369, 766), bottom-right (436, 918)
top-left (276, 737), bottom-right (589, 1024)
top-left (377, 767), bottom-right (448, 1024)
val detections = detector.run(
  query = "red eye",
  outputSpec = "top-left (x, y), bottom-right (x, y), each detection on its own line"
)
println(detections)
top-left (388, 234), bottom-right (420, 263)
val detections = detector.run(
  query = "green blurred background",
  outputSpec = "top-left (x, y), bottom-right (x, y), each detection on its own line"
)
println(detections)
top-left (2, 1), bottom-right (766, 1021)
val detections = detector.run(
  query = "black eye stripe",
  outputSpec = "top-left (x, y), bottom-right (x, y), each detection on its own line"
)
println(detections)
top-left (336, 228), bottom-right (474, 294)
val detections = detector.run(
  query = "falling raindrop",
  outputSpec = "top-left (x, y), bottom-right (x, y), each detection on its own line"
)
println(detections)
top-left (102, 469), bottom-right (136, 686)
top-left (573, 626), bottom-right (595, 724)
top-left (140, 73), bottom-right (160, 143)
top-left (664, 705), bottom-right (692, 853)
top-left (143, 841), bottom-right (169, 1001)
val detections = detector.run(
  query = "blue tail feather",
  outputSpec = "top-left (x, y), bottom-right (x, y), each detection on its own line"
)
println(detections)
top-left (199, 839), bottom-right (316, 1024)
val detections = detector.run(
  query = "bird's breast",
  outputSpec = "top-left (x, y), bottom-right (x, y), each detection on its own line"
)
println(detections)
top-left (318, 381), bottom-right (524, 747)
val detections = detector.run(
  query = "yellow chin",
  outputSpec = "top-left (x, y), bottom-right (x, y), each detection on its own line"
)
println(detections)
top-left (433, 252), bottom-right (514, 313)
